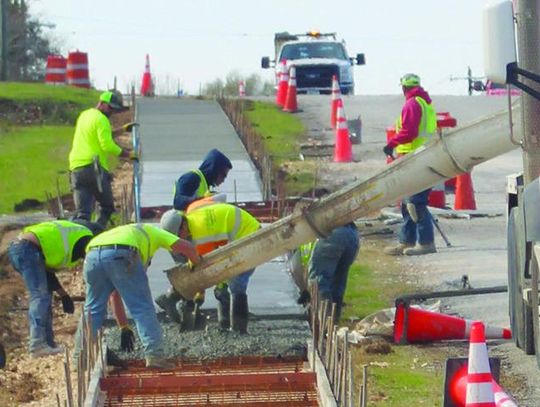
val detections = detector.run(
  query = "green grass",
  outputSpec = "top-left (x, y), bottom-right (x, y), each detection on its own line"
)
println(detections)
top-left (243, 101), bottom-right (305, 161)
top-left (0, 125), bottom-right (72, 214)
top-left (0, 82), bottom-right (100, 105)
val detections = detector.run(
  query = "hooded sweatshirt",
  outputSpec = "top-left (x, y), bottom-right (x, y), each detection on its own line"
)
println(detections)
top-left (387, 86), bottom-right (433, 149)
top-left (173, 149), bottom-right (233, 210)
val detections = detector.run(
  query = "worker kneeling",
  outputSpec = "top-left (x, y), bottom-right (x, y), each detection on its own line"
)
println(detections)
top-left (160, 203), bottom-right (260, 334)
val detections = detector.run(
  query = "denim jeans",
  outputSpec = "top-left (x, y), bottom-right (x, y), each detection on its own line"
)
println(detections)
top-left (228, 269), bottom-right (254, 295)
top-left (83, 247), bottom-right (164, 358)
top-left (8, 240), bottom-right (54, 351)
top-left (308, 224), bottom-right (360, 317)
top-left (399, 188), bottom-right (434, 245)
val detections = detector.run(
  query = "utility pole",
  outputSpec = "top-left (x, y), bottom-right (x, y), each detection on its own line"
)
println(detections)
top-left (516, 0), bottom-right (540, 184)
top-left (0, 0), bottom-right (7, 81)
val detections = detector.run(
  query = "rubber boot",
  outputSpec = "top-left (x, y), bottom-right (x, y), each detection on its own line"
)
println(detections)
top-left (193, 299), bottom-right (207, 330)
top-left (403, 243), bottom-right (437, 256)
top-left (179, 300), bottom-right (195, 331)
top-left (230, 294), bottom-right (249, 334)
top-left (383, 243), bottom-right (414, 256)
top-left (214, 284), bottom-right (231, 330)
top-left (155, 288), bottom-right (183, 323)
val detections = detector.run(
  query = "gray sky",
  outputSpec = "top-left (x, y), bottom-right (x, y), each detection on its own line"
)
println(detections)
top-left (32, 0), bottom-right (491, 95)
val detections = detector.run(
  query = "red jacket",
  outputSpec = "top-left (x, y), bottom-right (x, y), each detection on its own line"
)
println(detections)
top-left (387, 86), bottom-right (432, 149)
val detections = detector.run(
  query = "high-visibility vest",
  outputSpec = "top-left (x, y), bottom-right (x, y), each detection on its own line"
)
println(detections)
top-left (173, 169), bottom-right (209, 201)
top-left (186, 203), bottom-right (259, 255)
top-left (299, 241), bottom-right (315, 267)
top-left (395, 96), bottom-right (437, 154)
top-left (24, 221), bottom-right (93, 269)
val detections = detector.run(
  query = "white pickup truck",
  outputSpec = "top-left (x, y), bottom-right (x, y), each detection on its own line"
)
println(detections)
top-left (261, 31), bottom-right (365, 95)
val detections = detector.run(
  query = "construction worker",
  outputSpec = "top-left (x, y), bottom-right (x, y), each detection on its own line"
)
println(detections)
top-left (383, 73), bottom-right (438, 256)
top-left (7, 220), bottom-right (100, 358)
top-left (82, 223), bottom-right (200, 369)
top-left (156, 149), bottom-right (233, 320)
top-left (160, 203), bottom-right (260, 333)
top-left (68, 90), bottom-right (138, 229)
top-left (308, 223), bottom-right (360, 322)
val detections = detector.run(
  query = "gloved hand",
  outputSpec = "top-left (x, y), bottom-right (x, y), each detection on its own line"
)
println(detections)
top-left (120, 326), bottom-right (135, 352)
top-left (383, 144), bottom-right (394, 158)
top-left (61, 295), bottom-right (75, 314)
top-left (129, 150), bottom-right (139, 161)
top-left (122, 122), bottom-right (139, 132)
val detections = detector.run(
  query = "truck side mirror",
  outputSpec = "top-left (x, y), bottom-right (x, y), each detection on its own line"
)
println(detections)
top-left (483, 0), bottom-right (516, 84)
top-left (261, 57), bottom-right (270, 69)
top-left (356, 53), bottom-right (366, 66)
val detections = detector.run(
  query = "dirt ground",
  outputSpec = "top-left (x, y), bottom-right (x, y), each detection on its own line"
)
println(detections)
top-left (0, 110), bottom-right (135, 406)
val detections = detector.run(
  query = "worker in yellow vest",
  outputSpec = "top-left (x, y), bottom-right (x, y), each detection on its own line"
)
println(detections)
top-left (160, 203), bottom-right (260, 333)
top-left (8, 220), bottom-right (100, 358)
top-left (68, 90), bottom-right (137, 228)
top-left (83, 223), bottom-right (199, 369)
top-left (383, 73), bottom-right (438, 256)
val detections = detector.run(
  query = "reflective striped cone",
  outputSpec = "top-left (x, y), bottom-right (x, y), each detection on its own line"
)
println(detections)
top-left (492, 382), bottom-right (518, 407)
top-left (276, 60), bottom-right (288, 107)
top-left (466, 321), bottom-right (496, 407)
top-left (330, 75), bottom-right (341, 129)
top-left (283, 66), bottom-right (298, 113)
top-left (333, 99), bottom-right (352, 162)
top-left (239, 80), bottom-right (245, 98)
top-left (141, 54), bottom-right (153, 96)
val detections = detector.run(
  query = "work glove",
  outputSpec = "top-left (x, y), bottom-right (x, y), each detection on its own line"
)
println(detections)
top-left (122, 122), bottom-right (139, 132)
top-left (383, 144), bottom-right (394, 158)
top-left (128, 150), bottom-right (139, 162)
top-left (61, 295), bottom-right (75, 314)
top-left (120, 326), bottom-right (135, 352)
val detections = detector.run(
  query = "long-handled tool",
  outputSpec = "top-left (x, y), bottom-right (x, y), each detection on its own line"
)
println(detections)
top-left (431, 214), bottom-right (451, 247)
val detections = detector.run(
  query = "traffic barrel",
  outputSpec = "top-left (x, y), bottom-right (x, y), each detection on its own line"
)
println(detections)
top-left (66, 51), bottom-right (90, 88)
top-left (330, 75), bottom-right (341, 129)
top-left (393, 303), bottom-right (512, 344)
top-left (45, 55), bottom-right (66, 85)
top-left (333, 98), bottom-right (352, 162)
top-left (283, 66), bottom-right (298, 113)
top-left (276, 60), bottom-right (288, 107)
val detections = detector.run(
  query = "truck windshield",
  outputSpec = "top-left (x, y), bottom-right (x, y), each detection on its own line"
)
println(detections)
top-left (280, 42), bottom-right (348, 61)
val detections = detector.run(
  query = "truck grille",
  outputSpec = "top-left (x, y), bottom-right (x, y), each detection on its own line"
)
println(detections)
top-left (295, 65), bottom-right (338, 90)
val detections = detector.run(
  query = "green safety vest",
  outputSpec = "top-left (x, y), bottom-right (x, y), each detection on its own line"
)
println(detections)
top-left (299, 241), bottom-right (315, 267)
top-left (24, 220), bottom-right (93, 269)
top-left (173, 169), bottom-right (210, 200)
top-left (395, 96), bottom-right (437, 154)
top-left (187, 203), bottom-right (259, 247)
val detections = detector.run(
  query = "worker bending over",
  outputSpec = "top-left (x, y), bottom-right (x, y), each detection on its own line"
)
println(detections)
top-left (8, 220), bottom-right (100, 357)
top-left (82, 223), bottom-right (200, 369)
top-left (68, 90), bottom-right (137, 228)
top-left (383, 73), bottom-right (437, 256)
top-left (161, 203), bottom-right (260, 333)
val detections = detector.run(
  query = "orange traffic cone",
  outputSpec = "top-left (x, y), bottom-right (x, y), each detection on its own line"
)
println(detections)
top-left (466, 322), bottom-right (496, 406)
top-left (454, 172), bottom-right (477, 210)
top-left (330, 75), bottom-right (341, 129)
top-left (276, 60), bottom-right (288, 107)
top-left (428, 182), bottom-right (446, 208)
top-left (239, 80), bottom-right (245, 98)
top-left (140, 54), bottom-right (153, 97)
top-left (492, 381), bottom-right (518, 406)
top-left (393, 303), bottom-right (512, 344)
top-left (283, 66), bottom-right (298, 113)
top-left (333, 99), bottom-right (352, 162)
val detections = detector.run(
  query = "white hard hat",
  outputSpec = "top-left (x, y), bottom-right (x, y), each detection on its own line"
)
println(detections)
top-left (160, 209), bottom-right (185, 235)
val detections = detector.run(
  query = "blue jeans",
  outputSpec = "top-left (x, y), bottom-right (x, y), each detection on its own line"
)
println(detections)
top-left (228, 269), bottom-right (254, 295)
top-left (8, 240), bottom-right (55, 351)
top-left (83, 247), bottom-right (164, 358)
top-left (308, 224), bottom-right (360, 314)
top-left (399, 188), bottom-right (434, 246)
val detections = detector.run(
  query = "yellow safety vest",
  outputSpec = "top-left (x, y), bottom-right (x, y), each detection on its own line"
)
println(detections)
top-left (173, 169), bottom-right (210, 201)
top-left (24, 220), bottom-right (93, 269)
top-left (395, 96), bottom-right (437, 154)
top-left (299, 241), bottom-right (315, 267)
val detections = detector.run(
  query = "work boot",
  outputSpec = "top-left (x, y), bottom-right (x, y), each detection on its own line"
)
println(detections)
top-left (403, 243), bottom-right (437, 256)
top-left (31, 345), bottom-right (64, 358)
top-left (155, 288), bottom-right (183, 323)
top-left (214, 284), bottom-right (231, 330)
top-left (179, 300), bottom-right (195, 331)
top-left (383, 243), bottom-right (414, 256)
top-left (231, 294), bottom-right (249, 334)
top-left (145, 356), bottom-right (176, 370)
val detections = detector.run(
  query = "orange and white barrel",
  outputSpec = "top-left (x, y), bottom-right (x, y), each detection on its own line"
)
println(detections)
top-left (66, 51), bottom-right (90, 88)
top-left (45, 55), bottom-right (67, 85)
